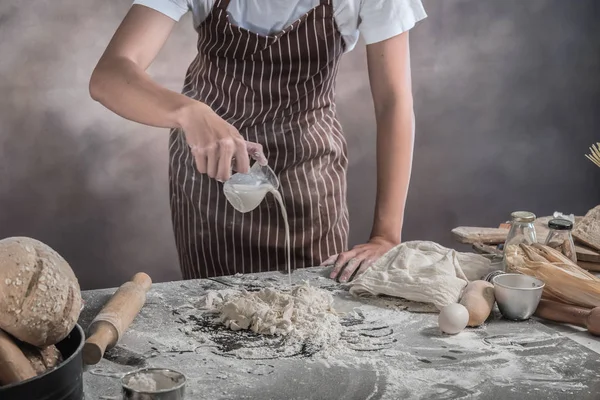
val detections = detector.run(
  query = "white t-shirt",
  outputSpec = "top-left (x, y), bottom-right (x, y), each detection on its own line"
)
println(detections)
top-left (132, 0), bottom-right (427, 52)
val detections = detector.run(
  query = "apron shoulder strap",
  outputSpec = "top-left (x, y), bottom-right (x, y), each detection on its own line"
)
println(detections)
top-left (319, 0), bottom-right (331, 6)
top-left (215, 0), bottom-right (231, 11)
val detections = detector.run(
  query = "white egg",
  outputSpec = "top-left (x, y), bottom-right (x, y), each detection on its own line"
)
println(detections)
top-left (438, 303), bottom-right (469, 334)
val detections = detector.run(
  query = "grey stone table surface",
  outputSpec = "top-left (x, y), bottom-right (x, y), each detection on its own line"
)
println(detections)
top-left (79, 267), bottom-right (600, 400)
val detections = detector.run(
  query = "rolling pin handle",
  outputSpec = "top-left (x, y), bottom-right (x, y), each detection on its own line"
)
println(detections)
top-left (534, 299), bottom-right (589, 327)
top-left (535, 300), bottom-right (600, 337)
top-left (132, 272), bottom-right (152, 291)
top-left (83, 272), bottom-right (152, 365)
top-left (83, 321), bottom-right (118, 365)
top-left (587, 308), bottom-right (600, 336)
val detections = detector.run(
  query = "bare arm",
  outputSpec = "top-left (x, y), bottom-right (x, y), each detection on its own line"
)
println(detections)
top-left (366, 31), bottom-right (414, 244)
top-left (329, 32), bottom-right (415, 281)
top-left (90, 5), bottom-right (192, 129)
top-left (90, 5), bottom-right (265, 180)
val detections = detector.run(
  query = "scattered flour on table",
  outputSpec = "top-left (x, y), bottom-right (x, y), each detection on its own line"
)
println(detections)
top-left (201, 282), bottom-right (343, 349)
top-left (108, 292), bottom-right (595, 400)
top-left (84, 272), bottom-right (599, 400)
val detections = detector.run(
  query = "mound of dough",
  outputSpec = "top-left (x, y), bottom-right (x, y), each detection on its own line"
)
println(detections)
top-left (206, 284), bottom-right (338, 337)
top-left (0, 237), bottom-right (82, 347)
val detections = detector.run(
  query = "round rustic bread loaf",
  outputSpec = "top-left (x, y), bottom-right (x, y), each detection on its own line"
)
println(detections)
top-left (0, 237), bottom-right (82, 347)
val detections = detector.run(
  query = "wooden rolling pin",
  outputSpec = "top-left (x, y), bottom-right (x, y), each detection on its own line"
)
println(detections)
top-left (83, 273), bottom-right (152, 365)
top-left (0, 329), bottom-right (36, 385)
top-left (534, 299), bottom-right (600, 336)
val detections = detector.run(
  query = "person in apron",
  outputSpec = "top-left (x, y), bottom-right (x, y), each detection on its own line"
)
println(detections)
top-left (90, 0), bottom-right (426, 281)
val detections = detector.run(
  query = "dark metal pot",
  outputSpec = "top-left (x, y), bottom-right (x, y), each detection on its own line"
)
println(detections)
top-left (0, 324), bottom-right (85, 400)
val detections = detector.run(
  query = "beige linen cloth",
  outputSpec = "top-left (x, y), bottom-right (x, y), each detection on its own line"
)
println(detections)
top-left (346, 241), bottom-right (497, 310)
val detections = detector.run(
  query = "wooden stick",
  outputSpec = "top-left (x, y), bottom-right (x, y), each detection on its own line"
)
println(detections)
top-left (83, 273), bottom-right (152, 365)
top-left (0, 330), bottom-right (36, 386)
top-left (451, 227), bottom-right (509, 245)
top-left (472, 242), bottom-right (503, 256)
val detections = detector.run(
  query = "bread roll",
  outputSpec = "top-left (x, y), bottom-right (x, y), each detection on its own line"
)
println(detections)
top-left (18, 343), bottom-right (63, 375)
top-left (0, 329), bottom-right (37, 386)
top-left (0, 237), bottom-right (82, 347)
top-left (459, 280), bottom-right (495, 327)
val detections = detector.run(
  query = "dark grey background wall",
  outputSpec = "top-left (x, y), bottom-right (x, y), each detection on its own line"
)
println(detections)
top-left (0, 0), bottom-right (598, 290)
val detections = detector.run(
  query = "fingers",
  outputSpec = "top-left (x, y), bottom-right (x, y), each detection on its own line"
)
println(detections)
top-left (191, 146), bottom-right (208, 174)
top-left (321, 254), bottom-right (338, 266)
top-left (184, 109), bottom-right (252, 180)
top-left (329, 250), bottom-right (357, 280)
top-left (183, 108), bottom-right (265, 180)
top-left (247, 142), bottom-right (268, 166)
top-left (206, 145), bottom-right (218, 179)
top-left (338, 258), bottom-right (362, 283)
top-left (233, 140), bottom-right (250, 174)
top-left (216, 139), bottom-right (236, 182)
top-left (197, 140), bottom-right (261, 180)
top-left (328, 250), bottom-right (377, 283)
top-left (194, 137), bottom-right (247, 182)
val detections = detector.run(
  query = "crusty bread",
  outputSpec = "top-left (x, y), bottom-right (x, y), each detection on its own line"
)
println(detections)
top-left (0, 329), bottom-right (37, 386)
top-left (18, 342), bottom-right (63, 375)
top-left (573, 205), bottom-right (600, 251)
top-left (0, 237), bottom-right (82, 347)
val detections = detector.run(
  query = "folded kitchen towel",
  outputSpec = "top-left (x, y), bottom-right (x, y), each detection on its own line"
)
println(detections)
top-left (346, 241), bottom-right (495, 310)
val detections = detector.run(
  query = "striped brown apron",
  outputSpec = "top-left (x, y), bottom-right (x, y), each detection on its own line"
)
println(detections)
top-left (169, 0), bottom-right (349, 279)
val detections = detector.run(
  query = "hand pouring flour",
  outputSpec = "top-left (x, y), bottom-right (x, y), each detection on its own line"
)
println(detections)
top-left (223, 163), bottom-right (291, 284)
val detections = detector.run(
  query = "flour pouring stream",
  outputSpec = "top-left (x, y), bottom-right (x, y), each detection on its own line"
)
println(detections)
top-left (223, 163), bottom-right (291, 285)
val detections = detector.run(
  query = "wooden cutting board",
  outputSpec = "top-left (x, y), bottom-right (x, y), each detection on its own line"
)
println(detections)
top-left (579, 260), bottom-right (600, 272)
top-left (451, 227), bottom-right (509, 244)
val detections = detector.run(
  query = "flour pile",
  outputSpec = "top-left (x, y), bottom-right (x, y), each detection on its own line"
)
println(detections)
top-left (126, 373), bottom-right (157, 391)
top-left (202, 283), bottom-right (342, 348)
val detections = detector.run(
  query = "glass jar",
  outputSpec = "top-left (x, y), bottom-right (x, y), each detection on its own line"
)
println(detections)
top-left (503, 211), bottom-right (537, 270)
top-left (544, 218), bottom-right (577, 263)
